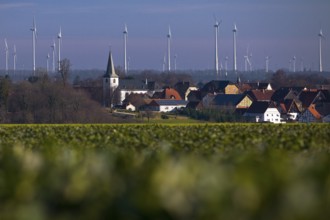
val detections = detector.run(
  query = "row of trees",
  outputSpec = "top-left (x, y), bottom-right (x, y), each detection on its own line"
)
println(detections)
top-left (0, 60), bottom-right (124, 123)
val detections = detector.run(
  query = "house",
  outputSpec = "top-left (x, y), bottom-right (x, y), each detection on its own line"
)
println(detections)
top-left (209, 94), bottom-right (253, 112)
top-left (298, 102), bottom-right (330, 123)
top-left (152, 88), bottom-right (182, 100)
top-left (174, 82), bottom-right (198, 101)
top-left (146, 99), bottom-right (188, 112)
top-left (125, 103), bottom-right (136, 111)
top-left (244, 101), bottom-right (282, 123)
top-left (187, 90), bottom-right (203, 102)
top-left (201, 80), bottom-right (239, 97)
top-left (277, 99), bottom-right (301, 121)
top-left (240, 82), bottom-right (273, 92)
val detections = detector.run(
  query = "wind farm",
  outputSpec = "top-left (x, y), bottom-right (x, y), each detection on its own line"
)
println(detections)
top-left (0, 1), bottom-right (329, 79)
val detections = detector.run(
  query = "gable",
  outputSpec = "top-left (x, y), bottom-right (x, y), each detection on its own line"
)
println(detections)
top-left (225, 84), bottom-right (239, 94)
top-left (237, 96), bottom-right (253, 109)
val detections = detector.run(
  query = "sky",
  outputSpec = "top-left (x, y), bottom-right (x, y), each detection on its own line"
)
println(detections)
top-left (0, 0), bottom-right (330, 72)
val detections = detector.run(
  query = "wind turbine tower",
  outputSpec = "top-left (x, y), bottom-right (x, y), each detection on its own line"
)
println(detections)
top-left (4, 39), bottom-right (8, 75)
top-left (265, 56), bottom-right (269, 73)
top-left (47, 53), bottom-right (50, 72)
top-left (13, 44), bottom-right (17, 73)
top-left (318, 29), bottom-right (325, 72)
top-left (174, 54), bottom-right (177, 72)
top-left (214, 19), bottom-right (221, 76)
top-left (51, 40), bottom-right (56, 72)
top-left (30, 18), bottom-right (37, 75)
top-left (225, 56), bottom-right (228, 77)
top-left (57, 27), bottom-right (62, 71)
top-left (233, 24), bottom-right (238, 73)
top-left (123, 24), bottom-right (128, 74)
top-left (292, 56), bottom-right (296, 73)
top-left (167, 26), bottom-right (171, 72)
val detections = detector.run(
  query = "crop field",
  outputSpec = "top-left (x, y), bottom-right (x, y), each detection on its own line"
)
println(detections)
top-left (0, 124), bottom-right (330, 220)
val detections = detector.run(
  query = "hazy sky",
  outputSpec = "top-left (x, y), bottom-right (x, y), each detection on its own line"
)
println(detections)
top-left (1, 0), bottom-right (330, 71)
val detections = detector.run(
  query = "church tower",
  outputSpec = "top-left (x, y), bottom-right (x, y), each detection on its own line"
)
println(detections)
top-left (103, 50), bottom-right (119, 107)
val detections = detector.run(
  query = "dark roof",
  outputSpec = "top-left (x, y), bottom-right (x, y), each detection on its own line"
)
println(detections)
top-left (201, 80), bottom-right (231, 93)
top-left (298, 90), bottom-right (320, 108)
top-left (152, 88), bottom-right (182, 100)
top-left (103, 51), bottom-right (118, 78)
top-left (246, 90), bottom-right (274, 101)
top-left (245, 101), bottom-right (276, 114)
top-left (211, 94), bottom-right (246, 106)
top-left (174, 81), bottom-right (191, 99)
top-left (119, 78), bottom-right (149, 90)
top-left (271, 87), bottom-right (301, 102)
top-left (239, 82), bottom-right (272, 92)
top-left (187, 90), bottom-right (202, 101)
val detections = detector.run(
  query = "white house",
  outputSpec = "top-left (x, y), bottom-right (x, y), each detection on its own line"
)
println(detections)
top-left (244, 101), bottom-right (282, 123)
top-left (147, 100), bottom-right (188, 112)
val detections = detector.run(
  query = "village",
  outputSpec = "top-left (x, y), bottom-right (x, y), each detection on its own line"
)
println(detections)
top-left (100, 51), bottom-right (330, 123)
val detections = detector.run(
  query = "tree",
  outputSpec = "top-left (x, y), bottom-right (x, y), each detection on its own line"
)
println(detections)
top-left (59, 59), bottom-right (71, 86)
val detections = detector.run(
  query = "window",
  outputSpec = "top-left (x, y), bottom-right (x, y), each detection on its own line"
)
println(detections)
top-left (113, 79), bottom-right (116, 83)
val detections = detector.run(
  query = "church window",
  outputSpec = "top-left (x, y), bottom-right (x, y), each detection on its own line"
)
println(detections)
top-left (113, 79), bottom-right (116, 83)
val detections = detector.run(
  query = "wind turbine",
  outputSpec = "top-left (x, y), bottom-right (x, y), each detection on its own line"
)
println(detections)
top-left (30, 17), bottom-right (37, 75)
top-left (174, 54), bottom-right (177, 72)
top-left (292, 56), bottom-right (296, 73)
top-left (318, 29), bottom-right (325, 72)
top-left (162, 54), bottom-right (166, 72)
top-left (233, 24), bottom-right (238, 73)
top-left (57, 27), bottom-right (62, 71)
top-left (214, 18), bottom-right (221, 77)
top-left (167, 26), bottom-right (171, 72)
top-left (51, 40), bottom-right (56, 72)
top-left (4, 38), bottom-right (8, 75)
top-left (225, 56), bottom-right (228, 77)
top-left (265, 56), bottom-right (269, 73)
top-left (123, 24), bottom-right (128, 75)
top-left (300, 57), bottom-right (304, 72)
top-left (13, 44), bottom-right (17, 73)
top-left (47, 53), bottom-right (50, 72)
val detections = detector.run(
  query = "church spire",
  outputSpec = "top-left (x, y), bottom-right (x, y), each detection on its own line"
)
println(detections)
top-left (104, 50), bottom-right (118, 78)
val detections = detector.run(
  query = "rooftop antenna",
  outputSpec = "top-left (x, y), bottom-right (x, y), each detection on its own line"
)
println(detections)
top-left (214, 17), bottom-right (222, 77)
top-left (51, 40), bottom-right (56, 72)
top-left (13, 44), bottom-right (17, 73)
top-left (57, 26), bottom-right (62, 71)
top-left (4, 38), bottom-right (8, 75)
top-left (123, 24), bottom-right (128, 74)
top-left (167, 26), bottom-right (171, 72)
top-left (30, 17), bottom-right (37, 75)
top-left (233, 23), bottom-right (238, 73)
top-left (318, 29), bottom-right (325, 72)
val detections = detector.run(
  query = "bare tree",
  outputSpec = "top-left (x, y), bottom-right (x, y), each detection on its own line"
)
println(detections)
top-left (59, 59), bottom-right (71, 86)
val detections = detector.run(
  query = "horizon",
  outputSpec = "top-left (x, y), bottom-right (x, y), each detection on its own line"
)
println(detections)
top-left (1, 0), bottom-right (330, 71)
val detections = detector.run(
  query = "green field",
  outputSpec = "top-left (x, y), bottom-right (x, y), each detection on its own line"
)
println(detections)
top-left (0, 124), bottom-right (330, 220)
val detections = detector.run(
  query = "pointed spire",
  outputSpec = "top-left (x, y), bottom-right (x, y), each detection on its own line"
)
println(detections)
top-left (105, 50), bottom-right (118, 78)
